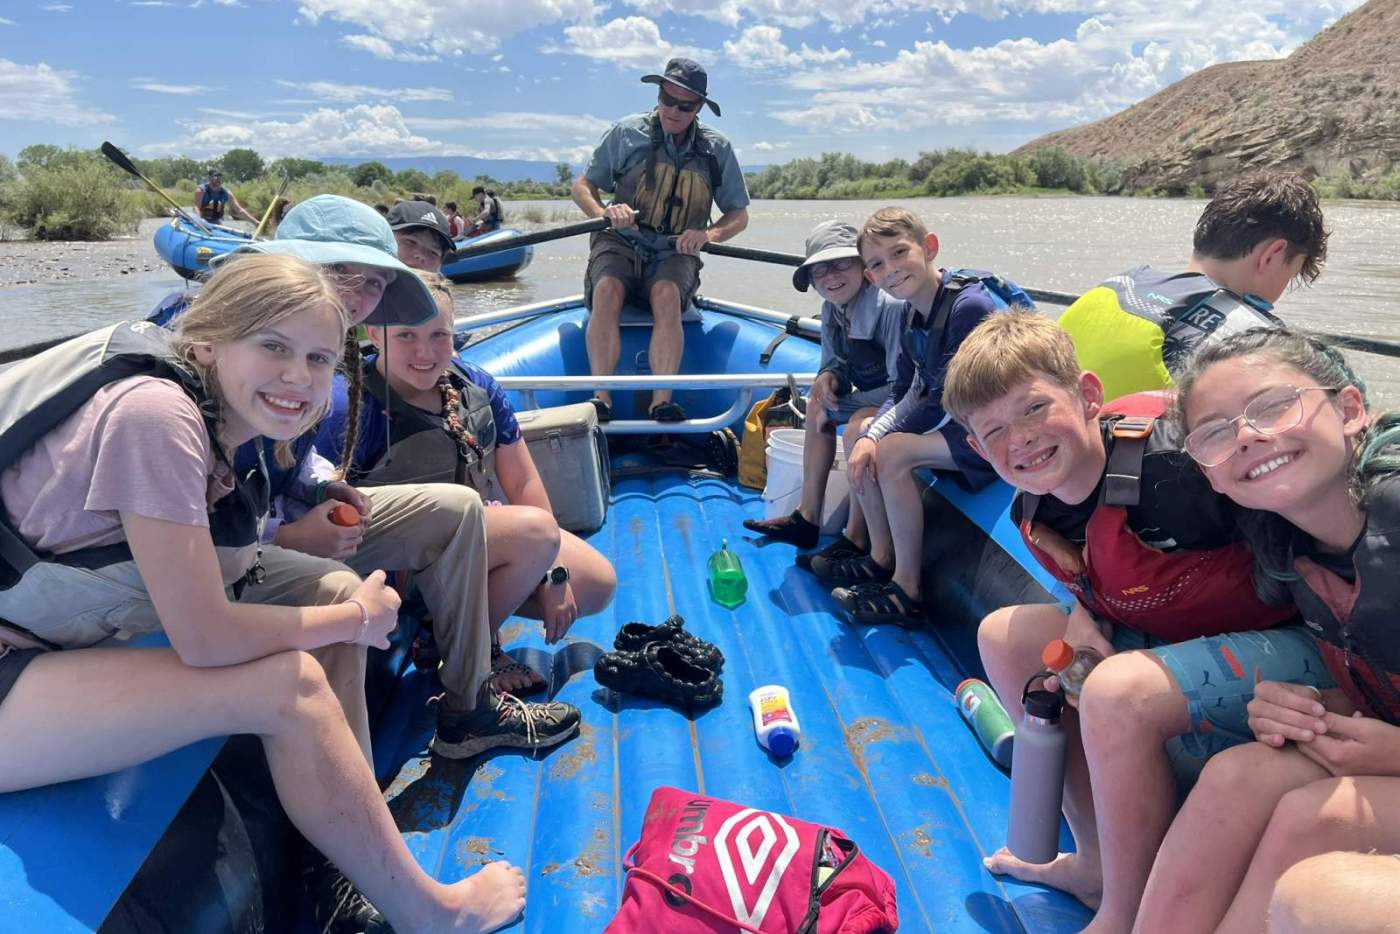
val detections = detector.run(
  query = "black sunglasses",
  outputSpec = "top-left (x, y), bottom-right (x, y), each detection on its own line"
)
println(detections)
top-left (658, 88), bottom-right (703, 114)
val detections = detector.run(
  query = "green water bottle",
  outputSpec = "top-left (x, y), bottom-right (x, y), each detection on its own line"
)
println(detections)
top-left (707, 539), bottom-right (748, 609)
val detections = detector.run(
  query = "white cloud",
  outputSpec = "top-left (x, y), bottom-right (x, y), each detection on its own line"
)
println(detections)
top-left (341, 34), bottom-right (440, 62)
top-left (0, 58), bottom-right (114, 126)
top-left (553, 15), bottom-right (709, 69)
top-left (42, 3), bottom-right (72, 11)
top-left (295, 0), bottom-right (596, 55)
top-left (275, 79), bottom-right (452, 102)
top-left (748, 140), bottom-right (792, 151)
top-left (723, 26), bottom-right (849, 70)
top-left (133, 81), bottom-right (210, 95)
top-left (129, 1), bottom-right (175, 6)
top-left (405, 111), bottom-right (612, 136)
top-left (0, 16), bottom-right (14, 25)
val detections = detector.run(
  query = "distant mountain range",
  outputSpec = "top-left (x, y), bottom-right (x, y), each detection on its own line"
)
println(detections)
top-left (319, 155), bottom-right (770, 183)
top-left (1014, 0), bottom-right (1400, 191)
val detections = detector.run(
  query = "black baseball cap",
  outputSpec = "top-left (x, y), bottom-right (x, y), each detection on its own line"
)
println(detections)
top-left (641, 57), bottom-right (720, 117)
top-left (385, 199), bottom-right (455, 252)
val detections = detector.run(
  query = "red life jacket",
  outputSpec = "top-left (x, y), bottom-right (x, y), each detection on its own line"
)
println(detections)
top-left (1289, 475), bottom-right (1400, 724)
top-left (607, 786), bottom-right (899, 934)
top-left (1017, 391), bottom-right (1293, 641)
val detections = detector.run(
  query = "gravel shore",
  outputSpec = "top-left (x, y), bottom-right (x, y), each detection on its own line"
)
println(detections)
top-left (0, 217), bottom-right (249, 288)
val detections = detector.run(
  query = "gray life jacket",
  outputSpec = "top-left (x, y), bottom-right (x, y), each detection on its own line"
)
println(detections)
top-left (611, 112), bottom-right (723, 237)
top-left (354, 359), bottom-right (498, 495)
top-left (0, 322), bottom-right (269, 647)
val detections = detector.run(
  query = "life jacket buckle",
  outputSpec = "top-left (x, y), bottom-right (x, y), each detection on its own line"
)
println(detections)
top-left (1111, 415), bottom-right (1154, 440)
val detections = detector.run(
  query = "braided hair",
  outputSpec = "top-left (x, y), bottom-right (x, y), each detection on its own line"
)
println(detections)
top-left (1174, 327), bottom-right (1399, 604)
top-left (335, 331), bottom-right (365, 481)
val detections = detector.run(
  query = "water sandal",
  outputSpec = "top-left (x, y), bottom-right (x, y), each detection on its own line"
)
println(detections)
top-left (809, 553), bottom-right (893, 587)
top-left (832, 581), bottom-right (927, 628)
top-left (795, 534), bottom-right (866, 573)
top-left (613, 614), bottom-right (724, 672)
top-left (743, 510), bottom-right (820, 549)
top-left (649, 400), bottom-right (687, 423)
top-left (594, 643), bottom-right (723, 709)
top-left (589, 396), bottom-right (612, 423)
top-left (488, 635), bottom-right (547, 696)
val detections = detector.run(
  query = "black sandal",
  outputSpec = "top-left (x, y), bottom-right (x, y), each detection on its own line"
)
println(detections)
top-left (743, 510), bottom-right (820, 549)
top-left (588, 397), bottom-right (612, 423)
top-left (649, 400), bottom-right (687, 423)
top-left (809, 553), bottom-right (892, 587)
top-left (795, 534), bottom-right (866, 572)
top-left (488, 635), bottom-right (547, 696)
top-left (831, 581), bottom-right (927, 628)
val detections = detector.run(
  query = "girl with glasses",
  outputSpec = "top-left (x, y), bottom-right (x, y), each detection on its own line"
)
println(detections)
top-left (1136, 327), bottom-right (1400, 933)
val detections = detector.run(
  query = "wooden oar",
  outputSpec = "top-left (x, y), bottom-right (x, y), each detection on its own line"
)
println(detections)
top-left (445, 217), bottom-right (609, 263)
top-left (250, 170), bottom-right (292, 241)
top-left (100, 141), bottom-right (215, 236)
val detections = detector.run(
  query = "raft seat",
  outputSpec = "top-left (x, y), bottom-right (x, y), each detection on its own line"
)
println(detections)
top-left (616, 302), bottom-right (702, 326)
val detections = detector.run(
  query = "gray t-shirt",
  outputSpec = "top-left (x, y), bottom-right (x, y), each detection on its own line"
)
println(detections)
top-left (818, 281), bottom-right (906, 396)
top-left (583, 111), bottom-right (750, 255)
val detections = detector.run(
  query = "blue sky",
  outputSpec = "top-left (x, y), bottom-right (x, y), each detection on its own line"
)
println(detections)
top-left (0, 0), bottom-right (1363, 166)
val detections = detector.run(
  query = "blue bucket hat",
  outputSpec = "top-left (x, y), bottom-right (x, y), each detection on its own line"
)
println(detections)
top-left (226, 195), bottom-right (436, 326)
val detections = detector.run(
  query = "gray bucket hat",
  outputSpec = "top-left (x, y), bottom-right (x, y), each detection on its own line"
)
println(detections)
top-left (222, 194), bottom-right (436, 326)
top-left (793, 220), bottom-right (862, 292)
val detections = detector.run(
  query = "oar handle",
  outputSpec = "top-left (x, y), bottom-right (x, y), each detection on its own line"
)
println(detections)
top-left (100, 141), bottom-right (215, 236)
top-left (445, 217), bottom-right (610, 263)
top-left (699, 242), bottom-right (804, 266)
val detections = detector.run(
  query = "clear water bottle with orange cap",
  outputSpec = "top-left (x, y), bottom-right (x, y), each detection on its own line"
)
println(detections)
top-left (1041, 639), bottom-right (1103, 703)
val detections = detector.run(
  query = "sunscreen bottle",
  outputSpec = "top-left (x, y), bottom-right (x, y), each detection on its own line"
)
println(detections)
top-left (748, 685), bottom-right (800, 757)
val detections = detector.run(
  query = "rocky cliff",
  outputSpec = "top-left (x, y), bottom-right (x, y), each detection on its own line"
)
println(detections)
top-left (1014, 0), bottom-right (1400, 192)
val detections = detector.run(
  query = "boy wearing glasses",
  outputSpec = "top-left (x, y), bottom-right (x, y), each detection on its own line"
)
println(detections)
top-left (745, 221), bottom-right (904, 562)
top-left (940, 310), bottom-right (1330, 931)
top-left (570, 57), bottom-right (750, 423)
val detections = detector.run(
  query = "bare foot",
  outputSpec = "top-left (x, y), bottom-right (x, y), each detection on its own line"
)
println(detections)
top-left (984, 847), bottom-right (1103, 910)
top-left (442, 861), bottom-right (526, 933)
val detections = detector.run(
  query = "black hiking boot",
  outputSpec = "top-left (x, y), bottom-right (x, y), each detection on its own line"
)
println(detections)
top-left (431, 687), bottom-right (581, 759)
top-left (305, 856), bottom-right (392, 934)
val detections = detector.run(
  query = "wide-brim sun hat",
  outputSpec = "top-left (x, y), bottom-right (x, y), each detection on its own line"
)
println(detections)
top-left (218, 194), bottom-right (437, 326)
top-left (793, 220), bottom-right (861, 292)
top-left (641, 57), bottom-right (721, 117)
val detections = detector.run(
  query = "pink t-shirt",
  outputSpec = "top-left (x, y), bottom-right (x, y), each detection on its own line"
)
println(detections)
top-left (1, 376), bottom-right (233, 555)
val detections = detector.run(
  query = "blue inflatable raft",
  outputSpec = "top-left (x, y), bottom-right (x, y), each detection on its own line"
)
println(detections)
top-left (151, 215), bottom-right (251, 281)
top-left (441, 227), bottom-right (534, 284)
top-left (0, 293), bottom-right (1091, 933)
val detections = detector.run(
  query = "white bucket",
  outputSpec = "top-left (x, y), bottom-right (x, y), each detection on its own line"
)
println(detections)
top-left (762, 428), bottom-right (849, 530)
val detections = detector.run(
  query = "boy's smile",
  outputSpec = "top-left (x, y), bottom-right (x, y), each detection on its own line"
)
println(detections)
top-left (860, 232), bottom-right (938, 305)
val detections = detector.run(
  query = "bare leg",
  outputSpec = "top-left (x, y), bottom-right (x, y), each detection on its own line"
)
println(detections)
top-left (1270, 850), bottom-right (1400, 934)
top-left (979, 604), bottom-right (1104, 909)
top-left (483, 504), bottom-right (559, 693)
top-left (843, 410), bottom-right (879, 549)
top-left (517, 528), bottom-right (617, 621)
top-left (647, 279), bottom-right (684, 409)
top-left (797, 408), bottom-right (838, 525)
top-left (1134, 742), bottom-right (1327, 933)
top-left (0, 647), bottom-right (526, 933)
top-left (1219, 776), bottom-right (1400, 934)
top-left (873, 431), bottom-right (956, 600)
top-left (855, 464), bottom-right (895, 570)
top-left (1073, 652), bottom-right (1191, 933)
top-left (586, 276), bottom-right (625, 406)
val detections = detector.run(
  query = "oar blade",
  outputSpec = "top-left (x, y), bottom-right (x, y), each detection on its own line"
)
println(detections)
top-left (100, 141), bottom-right (142, 178)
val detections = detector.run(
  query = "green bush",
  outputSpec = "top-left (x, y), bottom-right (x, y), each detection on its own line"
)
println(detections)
top-left (0, 159), bottom-right (139, 239)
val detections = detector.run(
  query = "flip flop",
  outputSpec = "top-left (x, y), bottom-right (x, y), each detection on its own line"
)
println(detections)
top-left (649, 400), bottom-right (687, 423)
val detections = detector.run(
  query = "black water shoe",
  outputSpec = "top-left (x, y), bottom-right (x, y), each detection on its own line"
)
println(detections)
top-left (306, 856), bottom-right (392, 934)
top-left (795, 534), bottom-right (866, 573)
top-left (595, 643), bottom-right (723, 709)
top-left (649, 400), bottom-right (687, 423)
top-left (614, 614), bottom-right (723, 672)
top-left (743, 510), bottom-right (820, 549)
top-left (810, 553), bottom-right (892, 588)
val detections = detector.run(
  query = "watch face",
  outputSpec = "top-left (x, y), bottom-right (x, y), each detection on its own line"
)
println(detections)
top-left (549, 565), bottom-right (569, 584)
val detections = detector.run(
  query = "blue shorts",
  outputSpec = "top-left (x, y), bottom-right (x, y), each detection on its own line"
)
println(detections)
top-left (1112, 625), bottom-right (1333, 790)
top-left (829, 388), bottom-right (886, 425)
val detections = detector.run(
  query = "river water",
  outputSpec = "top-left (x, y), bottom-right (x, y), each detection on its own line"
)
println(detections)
top-left (3, 196), bottom-right (1397, 401)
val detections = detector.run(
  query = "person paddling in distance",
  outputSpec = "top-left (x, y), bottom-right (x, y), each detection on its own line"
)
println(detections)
top-left (316, 274), bottom-right (619, 695)
top-left (1134, 329), bottom-right (1400, 934)
top-left (744, 220), bottom-right (904, 566)
top-left (466, 186), bottom-right (504, 238)
top-left (571, 56), bottom-right (750, 423)
top-left (0, 254), bottom-right (527, 934)
top-left (194, 169), bottom-right (257, 225)
top-left (941, 312), bottom-right (1332, 933)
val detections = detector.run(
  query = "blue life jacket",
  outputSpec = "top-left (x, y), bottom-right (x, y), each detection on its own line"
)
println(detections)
top-left (902, 268), bottom-right (1035, 380)
top-left (197, 184), bottom-right (229, 222)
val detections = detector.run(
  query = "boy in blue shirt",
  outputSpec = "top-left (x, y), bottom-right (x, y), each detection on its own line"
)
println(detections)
top-left (745, 220), bottom-right (904, 564)
top-left (814, 208), bottom-right (1001, 626)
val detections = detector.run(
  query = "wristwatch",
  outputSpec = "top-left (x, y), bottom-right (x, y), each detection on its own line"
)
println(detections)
top-left (542, 565), bottom-right (570, 586)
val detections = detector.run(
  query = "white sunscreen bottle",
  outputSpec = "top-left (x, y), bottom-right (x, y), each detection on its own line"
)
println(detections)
top-left (748, 684), bottom-right (801, 757)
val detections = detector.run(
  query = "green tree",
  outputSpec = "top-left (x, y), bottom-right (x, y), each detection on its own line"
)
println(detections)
top-left (17, 144), bottom-right (98, 174)
top-left (1028, 147), bottom-right (1087, 192)
top-left (271, 157), bottom-right (328, 180)
top-left (0, 154), bottom-right (17, 185)
top-left (431, 169), bottom-right (461, 191)
top-left (138, 156), bottom-right (205, 187)
top-left (555, 162), bottom-right (573, 185)
top-left (216, 147), bottom-right (264, 182)
top-left (395, 168), bottom-right (431, 192)
top-left (351, 160), bottom-right (393, 188)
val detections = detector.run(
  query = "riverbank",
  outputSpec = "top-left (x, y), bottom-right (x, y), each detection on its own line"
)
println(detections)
top-left (0, 217), bottom-right (179, 287)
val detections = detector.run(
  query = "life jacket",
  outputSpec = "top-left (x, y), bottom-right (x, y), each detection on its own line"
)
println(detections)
top-left (1289, 475), bottom-right (1400, 725)
top-left (1016, 391), bottom-right (1292, 641)
top-left (902, 269), bottom-right (1034, 385)
top-left (351, 357), bottom-right (498, 494)
top-left (485, 195), bottom-right (503, 226)
top-left (0, 322), bottom-right (268, 647)
top-left (1059, 267), bottom-right (1281, 402)
top-left (612, 113), bottom-right (723, 236)
top-left (197, 184), bottom-right (229, 222)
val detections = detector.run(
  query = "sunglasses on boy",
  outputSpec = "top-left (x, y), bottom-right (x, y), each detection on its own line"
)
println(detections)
top-left (658, 88), bottom-right (703, 114)
top-left (808, 257), bottom-right (861, 280)
top-left (1183, 384), bottom-right (1335, 467)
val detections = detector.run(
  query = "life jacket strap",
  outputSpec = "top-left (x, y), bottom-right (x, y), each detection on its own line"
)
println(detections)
top-left (1103, 416), bottom-right (1152, 508)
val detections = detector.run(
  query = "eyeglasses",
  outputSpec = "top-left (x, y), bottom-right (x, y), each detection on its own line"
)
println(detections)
top-left (658, 88), bottom-right (703, 114)
top-left (808, 257), bottom-right (860, 280)
top-left (1184, 384), bottom-right (1335, 467)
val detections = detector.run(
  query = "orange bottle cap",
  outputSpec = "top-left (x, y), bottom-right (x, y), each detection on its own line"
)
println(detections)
top-left (329, 503), bottom-right (361, 527)
top-left (1041, 639), bottom-right (1075, 672)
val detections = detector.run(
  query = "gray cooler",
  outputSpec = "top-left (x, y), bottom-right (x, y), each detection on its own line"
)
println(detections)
top-left (514, 402), bottom-right (610, 533)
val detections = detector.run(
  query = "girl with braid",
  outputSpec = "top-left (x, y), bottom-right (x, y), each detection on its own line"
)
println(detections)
top-left (316, 274), bottom-right (617, 696)
top-left (1135, 328), bottom-right (1400, 933)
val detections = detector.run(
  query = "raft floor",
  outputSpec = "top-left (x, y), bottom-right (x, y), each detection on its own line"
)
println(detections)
top-left (371, 472), bottom-right (1092, 934)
